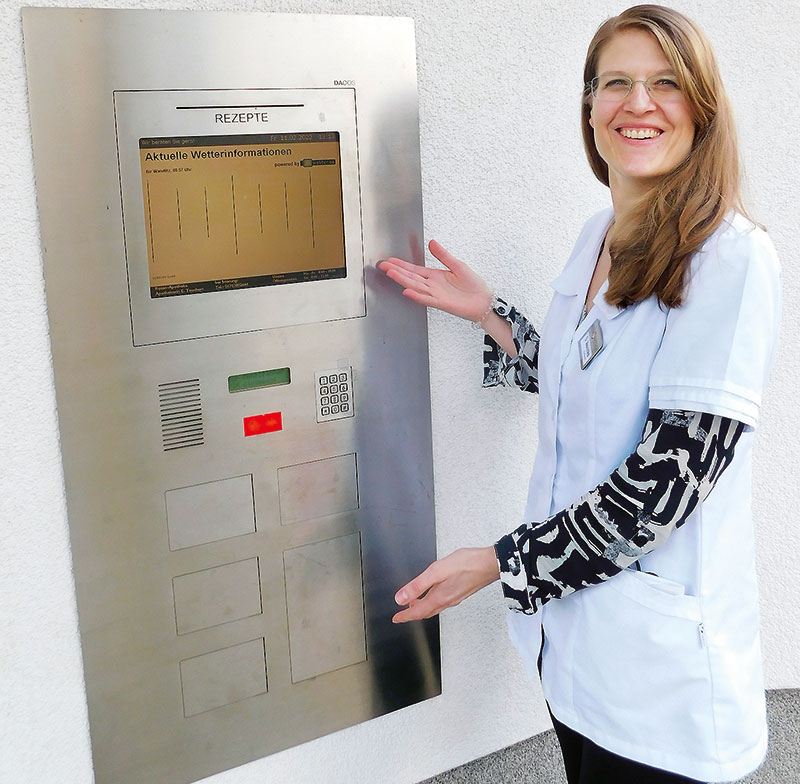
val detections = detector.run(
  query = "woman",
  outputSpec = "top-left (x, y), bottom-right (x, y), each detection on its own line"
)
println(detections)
top-left (379, 5), bottom-right (781, 784)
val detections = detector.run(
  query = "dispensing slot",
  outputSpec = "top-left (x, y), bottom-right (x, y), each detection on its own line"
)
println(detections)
top-left (166, 474), bottom-right (255, 550)
top-left (283, 533), bottom-right (366, 683)
top-left (179, 639), bottom-right (268, 717)
top-left (173, 558), bottom-right (262, 635)
top-left (278, 453), bottom-right (358, 525)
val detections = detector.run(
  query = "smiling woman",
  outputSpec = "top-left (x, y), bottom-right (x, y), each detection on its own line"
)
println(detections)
top-left (581, 6), bottom-right (748, 310)
top-left (379, 4), bottom-right (781, 784)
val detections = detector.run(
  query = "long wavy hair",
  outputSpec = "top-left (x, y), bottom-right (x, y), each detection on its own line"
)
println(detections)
top-left (582, 4), bottom-right (753, 308)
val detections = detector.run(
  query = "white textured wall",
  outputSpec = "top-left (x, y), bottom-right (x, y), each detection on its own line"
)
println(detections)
top-left (2, 1), bottom-right (798, 783)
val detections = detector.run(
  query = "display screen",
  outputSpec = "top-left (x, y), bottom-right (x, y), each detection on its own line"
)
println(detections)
top-left (139, 132), bottom-right (347, 298)
top-left (228, 368), bottom-right (291, 393)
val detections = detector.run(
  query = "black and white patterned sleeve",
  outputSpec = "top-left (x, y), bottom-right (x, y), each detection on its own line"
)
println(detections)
top-left (494, 409), bottom-right (745, 614)
top-left (482, 297), bottom-right (540, 393)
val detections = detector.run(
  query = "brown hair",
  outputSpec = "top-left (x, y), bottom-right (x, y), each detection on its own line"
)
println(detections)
top-left (582, 4), bottom-right (753, 308)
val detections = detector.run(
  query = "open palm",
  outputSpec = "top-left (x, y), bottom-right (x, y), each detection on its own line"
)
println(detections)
top-left (379, 239), bottom-right (491, 321)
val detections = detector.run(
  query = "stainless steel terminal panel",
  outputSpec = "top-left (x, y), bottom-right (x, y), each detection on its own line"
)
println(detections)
top-left (23, 9), bottom-right (440, 784)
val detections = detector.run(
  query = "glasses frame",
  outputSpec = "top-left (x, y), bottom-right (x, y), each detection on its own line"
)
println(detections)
top-left (585, 74), bottom-right (685, 103)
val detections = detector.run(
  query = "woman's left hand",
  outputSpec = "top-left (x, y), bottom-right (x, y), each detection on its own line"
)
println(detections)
top-left (392, 546), bottom-right (500, 623)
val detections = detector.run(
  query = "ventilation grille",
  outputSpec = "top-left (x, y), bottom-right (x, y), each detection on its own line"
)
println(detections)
top-left (159, 379), bottom-right (204, 451)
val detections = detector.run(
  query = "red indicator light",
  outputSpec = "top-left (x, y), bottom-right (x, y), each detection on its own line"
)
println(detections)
top-left (243, 412), bottom-right (283, 437)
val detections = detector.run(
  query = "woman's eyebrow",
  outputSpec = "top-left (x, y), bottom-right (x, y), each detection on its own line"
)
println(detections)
top-left (596, 69), bottom-right (677, 77)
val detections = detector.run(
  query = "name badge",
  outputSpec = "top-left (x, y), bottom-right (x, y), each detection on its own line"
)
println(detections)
top-left (578, 319), bottom-right (604, 370)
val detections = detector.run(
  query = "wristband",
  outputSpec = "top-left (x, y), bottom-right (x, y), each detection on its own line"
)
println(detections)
top-left (472, 293), bottom-right (499, 330)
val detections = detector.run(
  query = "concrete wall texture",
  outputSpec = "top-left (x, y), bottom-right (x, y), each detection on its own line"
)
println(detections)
top-left (2, 1), bottom-right (798, 783)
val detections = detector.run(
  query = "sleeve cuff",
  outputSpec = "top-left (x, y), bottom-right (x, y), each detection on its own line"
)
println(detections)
top-left (649, 383), bottom-right (759, 430)
top-left (494, 534), bottom-right (535, 615)
top-left (483, 334), bottom-right (522, 388)
top-left (482, 298), bottom-right (540, 392)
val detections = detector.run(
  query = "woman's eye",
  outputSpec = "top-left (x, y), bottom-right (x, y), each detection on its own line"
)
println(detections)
top-left (603, 78), bottom-right (629, 88)
top-left (655, 78), bottom-right (680, 89)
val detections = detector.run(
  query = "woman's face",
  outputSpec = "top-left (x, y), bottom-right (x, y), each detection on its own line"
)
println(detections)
top-left (589, 28), bottom-right (695, 194)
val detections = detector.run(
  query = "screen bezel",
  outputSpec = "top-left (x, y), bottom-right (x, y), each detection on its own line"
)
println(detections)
top-left (115, 88), bottom-right (364, 346)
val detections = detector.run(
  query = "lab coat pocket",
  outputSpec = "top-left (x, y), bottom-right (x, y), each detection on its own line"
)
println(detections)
top-left (609, 568), bottom-right (701, 620)
top-left (571, 574), bottom-right (713, 762)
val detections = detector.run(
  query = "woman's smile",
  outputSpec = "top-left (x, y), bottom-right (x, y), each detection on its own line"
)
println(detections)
top-left (616, 126), bottom-right (663, 140)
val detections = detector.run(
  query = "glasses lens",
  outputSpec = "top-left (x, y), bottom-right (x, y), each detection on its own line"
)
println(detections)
top-left (647, 76), bottom-right (682, 100)
top-left (593, 75), bottom-right (631, 100)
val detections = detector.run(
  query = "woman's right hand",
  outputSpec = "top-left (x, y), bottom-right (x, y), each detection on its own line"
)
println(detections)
top-left (378, 239), bottom-right (492, 322)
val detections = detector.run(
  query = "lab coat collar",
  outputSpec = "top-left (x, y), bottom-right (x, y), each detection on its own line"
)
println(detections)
top-left (593, 277), bottom-right (626, 320)
top-left (549, 256), bottom-right (590, 296)
top-left (550, 207), bottom-right (614, 295)
top-left (550, 206), bottom-right (625, 320)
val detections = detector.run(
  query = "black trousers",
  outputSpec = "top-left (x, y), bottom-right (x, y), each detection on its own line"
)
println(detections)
top-left (549, 708), bottom-right (706, 784)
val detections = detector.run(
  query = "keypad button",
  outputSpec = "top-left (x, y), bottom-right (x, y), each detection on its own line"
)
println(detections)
top-left (321, 407), bottom-right (330, 416)
top-left (319, 375), bottom-right (328, 385)
top-left (320, 386), bottom-right (329, 395)
top-left (338, 373), bottom-right (347, 383)
top-left (331, 394), bottom-right (339, 404)
top-left (325, 383), bottom-right (335, 393)
top-left (340, 392), bottom-right (349, 402)
top-left (331, 405), bottom-right (340, 414)
top-left (341, 403), bottom-right (350, 412)
top-left (321, 396), bottom-right (330, 405)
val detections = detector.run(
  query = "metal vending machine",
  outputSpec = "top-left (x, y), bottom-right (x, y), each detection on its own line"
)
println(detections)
top-left (23, 9), bottom-right (440, 784)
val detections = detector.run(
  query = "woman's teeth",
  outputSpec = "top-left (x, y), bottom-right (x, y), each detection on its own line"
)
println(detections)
top-left (618, 128), bottom-right (663, 139)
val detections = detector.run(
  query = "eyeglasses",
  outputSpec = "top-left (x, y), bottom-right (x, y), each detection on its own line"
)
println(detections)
top-left (586, 74), bottom-right (685, 103)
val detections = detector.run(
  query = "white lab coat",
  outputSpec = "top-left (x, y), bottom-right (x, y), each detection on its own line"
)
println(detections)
top-left (507, 207), bottom-right (782, 781)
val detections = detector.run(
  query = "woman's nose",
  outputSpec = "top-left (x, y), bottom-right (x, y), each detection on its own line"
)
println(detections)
top-left (624, 81), bottom-right (657, 112)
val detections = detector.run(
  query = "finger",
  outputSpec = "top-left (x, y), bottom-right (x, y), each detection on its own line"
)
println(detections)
top-left (428, 239), bottom-right (465, 273)
top-left (392, 589), bottom-right (449, 623)
top-left (381, 265), bottom-right (430, 293)
top-left (393, 605), bottom-right (435, 623)
top-left (383, 266), bottom-right (430, 293)
top-left (394, 563), bottom-right (438, 606)
top-left (388, 275), bottom-right (439, 307)
top-left (379, 257), bottom-right (429, 277)
top-left (392, 597), bottom-right (436, 623)
top-left (381, 264), bottom-right (440, 307)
